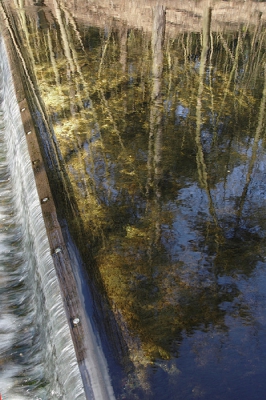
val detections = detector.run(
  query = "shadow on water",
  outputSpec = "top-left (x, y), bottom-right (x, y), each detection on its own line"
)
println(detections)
top-left (2, 0), bottom-right (266, 398)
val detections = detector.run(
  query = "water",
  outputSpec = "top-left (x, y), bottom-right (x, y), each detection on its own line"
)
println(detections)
top-left (2, 0), bottom-right (266, 399)
top-left (0, 34), bottom-right (85, 399)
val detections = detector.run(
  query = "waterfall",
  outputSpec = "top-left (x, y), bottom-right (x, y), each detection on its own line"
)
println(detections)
top-left (0, 33), bottom-right (86, 399)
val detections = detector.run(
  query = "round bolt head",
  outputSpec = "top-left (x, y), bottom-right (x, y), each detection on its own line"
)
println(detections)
top-left (73, 318), bottom-right (80, 326)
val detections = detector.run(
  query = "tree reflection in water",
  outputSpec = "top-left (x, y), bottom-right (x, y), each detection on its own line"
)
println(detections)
top-left (3, 0), bottom-right (266, 398)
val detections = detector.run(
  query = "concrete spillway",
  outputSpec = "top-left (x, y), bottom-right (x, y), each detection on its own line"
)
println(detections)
top-left (0, 6), bottom-right (115, 400)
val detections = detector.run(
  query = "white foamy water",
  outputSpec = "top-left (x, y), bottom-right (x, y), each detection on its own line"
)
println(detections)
top-left (0, 34), bottom-right (85, 399)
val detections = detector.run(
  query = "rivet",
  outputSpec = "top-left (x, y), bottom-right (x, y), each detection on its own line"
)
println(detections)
top-left (54, 247), bottom-right (62, 254)
top-left (41, 197), bottom-right (49, 203)
top-left (26, 131), bottom-right (32, 135)
top-left (21, 108), bottom-right (26, 112)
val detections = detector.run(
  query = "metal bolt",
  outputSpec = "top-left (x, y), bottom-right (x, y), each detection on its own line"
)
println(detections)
top-left (73, 318), bottom-right (80, 326)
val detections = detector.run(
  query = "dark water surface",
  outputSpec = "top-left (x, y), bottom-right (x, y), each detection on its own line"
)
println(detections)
top-left (2, 0), bottom-right (266, 398)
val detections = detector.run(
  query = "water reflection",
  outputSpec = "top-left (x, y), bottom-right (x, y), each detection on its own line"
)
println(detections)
top-left (3, 0), bottom-right (266, 398)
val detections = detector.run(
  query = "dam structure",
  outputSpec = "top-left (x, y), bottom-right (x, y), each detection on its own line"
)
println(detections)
top-left (0, 10), bottom-right (115, 400)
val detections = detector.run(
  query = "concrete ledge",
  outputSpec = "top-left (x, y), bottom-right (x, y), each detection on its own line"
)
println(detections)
top-left (0, 0), bottom-right (88, 385)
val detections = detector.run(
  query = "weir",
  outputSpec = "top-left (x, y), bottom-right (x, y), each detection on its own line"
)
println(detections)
top-left (0, 10), bottom-right (115, 400)
top-left (0, 32), bottom-right (85, 399)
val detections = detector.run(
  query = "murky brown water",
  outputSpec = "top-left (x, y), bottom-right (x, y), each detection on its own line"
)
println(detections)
top-left (2, 0), bottom-right (266, 398)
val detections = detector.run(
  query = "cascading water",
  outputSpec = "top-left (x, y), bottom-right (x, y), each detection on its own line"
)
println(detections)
top-left (0, 34), bottom-right (86, 399)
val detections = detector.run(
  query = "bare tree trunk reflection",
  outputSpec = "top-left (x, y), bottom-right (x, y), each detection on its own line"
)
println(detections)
top-left (119, 25), bottom-right (128, 73)
top-left (235, 63), bottom-right (266, 228)
top-left (195, 7), bottom-right (223, 245)
top-left (146, 4), bottom-right (165, 196)
top-left (146, 5), bottom-right (166, 261)
top-left (53, 0), bottom-right (76, 74)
